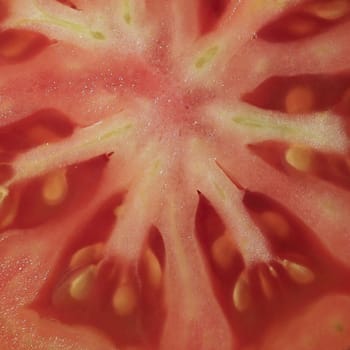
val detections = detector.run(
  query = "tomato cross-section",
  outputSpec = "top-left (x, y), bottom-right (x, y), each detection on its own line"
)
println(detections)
top-left (1, 1), bottom-right (350, 349)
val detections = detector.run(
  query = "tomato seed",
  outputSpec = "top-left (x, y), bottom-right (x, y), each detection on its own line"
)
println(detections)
top-left (0, 185), bottom-right (8, 204)
top-left (112, 284), bottom-right (138, 316)
top-left (210, 234), bottom-right (236, 270)
top-left (285, 85), bottom-right (315, 114)
top-left (232, 273), bottom-right (251, 312)
top-left (143, 249), bottom-right (162, 290)
top-left (259, 211), bottom-right (290, 239)
top-left (282, 259), bottom-right (315, 284)
top-left (285, 145), bottom-right (314, 172)
top-left (69, 265), bottom-right (97, 301)
top-left (268, 264), bottom-right (278, 278)
top-left (287, 16), bottom-right (320, 37)
top-left (42, 170), bottom-right (68, 206)
top-left (69, 243), bottom-right (104, 270)
top-left (306, 0), bottom-right (350, 20)
top-left (26, 125), bottom-right (62, 144)
top-left (0, 189), bottom-right (19, 229)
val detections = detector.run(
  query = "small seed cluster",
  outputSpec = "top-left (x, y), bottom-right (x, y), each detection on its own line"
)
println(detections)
top-left (208, 214), bottom-right (316, 313)
top-left (259, 0), bottom-right (350, 41)
top-left (0, 169), bottom-right (69, 230)
top-left (232, 259), bottom-right (315, 312)
top-left (53, 242), bottom-right (164, 319)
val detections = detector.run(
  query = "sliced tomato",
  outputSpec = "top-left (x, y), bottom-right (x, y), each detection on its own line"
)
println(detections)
top-left (1, 0), bottom-right (350, 349)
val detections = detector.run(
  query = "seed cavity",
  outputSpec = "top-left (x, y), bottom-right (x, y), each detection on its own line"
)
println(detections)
top-left (232, 273), bottom-right (252, 312)
top-left (69, 265), bottom-right (96, 301)
top-left (282, 259), bottom-right (315, 284)
top-left (211, 234), bottom-right (236, 270)
top-left (42, 169), bottom-right (68, 206)
top-left (56, 0), bottom-right (78, 9)
top-left (259, 211), bottom-right (289, 239)
top-left (69, 243), bottom-right (104, 270)
top-left (285, 85), bottom-right (315, 114)
top-left (306, 0), bottom-right (350, 20)
top-left (112, 284), bottom-right (138, 316)
top-left (143, 249), bottom-right (162, 289)
top-left (27, 124), bottom-right (61, 144)
top-left (0, 29), bottom-right (50, 61)
top-left (285, 145), bottom-right (313, 172)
